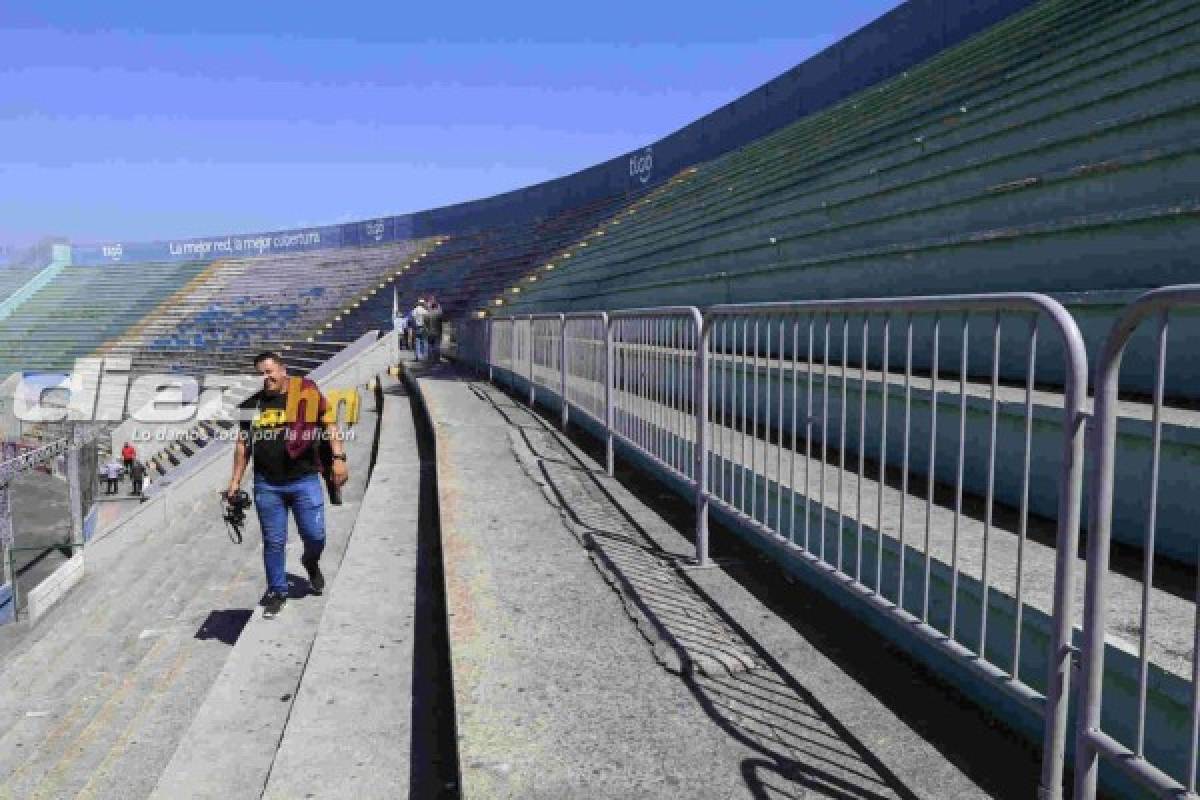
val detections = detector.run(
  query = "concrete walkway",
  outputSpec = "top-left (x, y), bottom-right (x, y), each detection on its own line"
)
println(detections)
top-left (262, 375), bottom-right (423, 799)
top-left (417, 362), bottom-right (996, 799)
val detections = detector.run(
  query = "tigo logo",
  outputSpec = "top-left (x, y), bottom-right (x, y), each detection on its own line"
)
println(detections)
top-left (629, 147), bottom-right (653, 185)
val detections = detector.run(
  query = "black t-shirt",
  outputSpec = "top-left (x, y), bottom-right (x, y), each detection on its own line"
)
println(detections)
top-left (239, 389), bottom-right (319, 484)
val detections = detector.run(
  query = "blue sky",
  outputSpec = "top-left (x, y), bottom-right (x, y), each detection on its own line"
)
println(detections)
top-left (0, 1), bottom-right (899, 250)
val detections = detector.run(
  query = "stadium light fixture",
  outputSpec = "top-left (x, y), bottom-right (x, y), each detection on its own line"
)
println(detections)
top-left (509, 287), bottom-right (520, 294)
top-left (493, 298), bottom-right (504, 306)
top-left (306, 337), bottom-right (314, 343)
top-left (325, 323), bottom-right (333, 329)
top-left (334, 316), bottom-right (342, 322)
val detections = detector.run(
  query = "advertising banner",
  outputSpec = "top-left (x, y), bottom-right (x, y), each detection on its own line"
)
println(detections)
top-left (72, 214), bottom-right (420, 267)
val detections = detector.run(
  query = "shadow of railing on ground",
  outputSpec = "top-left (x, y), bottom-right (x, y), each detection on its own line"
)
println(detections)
top-left (474, 380), bottom-right (918, 800)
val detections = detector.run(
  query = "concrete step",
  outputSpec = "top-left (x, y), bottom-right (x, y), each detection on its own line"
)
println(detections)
top-left (0, 458), bottom-right (249, 797)
top-left (263, 375), bottom-right (420, 798)
top-left (149, 392), bottom-right (380, 800)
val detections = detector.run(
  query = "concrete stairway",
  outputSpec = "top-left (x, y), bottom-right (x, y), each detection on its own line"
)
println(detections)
top-left (0, 376), bottom-right (385, 799)
top-left (261, 375), bottom-right (421, 798)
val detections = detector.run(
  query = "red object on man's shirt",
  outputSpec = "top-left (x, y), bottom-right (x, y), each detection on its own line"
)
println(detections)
top-left (284, 377), bottom-right (329, 470)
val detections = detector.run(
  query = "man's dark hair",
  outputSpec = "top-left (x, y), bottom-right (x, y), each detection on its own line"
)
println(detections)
top-left (253, 351), bottom-right (285, 368)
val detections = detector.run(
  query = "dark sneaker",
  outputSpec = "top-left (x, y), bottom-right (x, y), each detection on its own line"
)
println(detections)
top-left (262, 591), bottom-right (286, 619)
top-left (302, 557), bottom-right (325, 594)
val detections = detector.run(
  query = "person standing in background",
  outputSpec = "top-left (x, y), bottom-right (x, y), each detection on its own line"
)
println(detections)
top-left (425, 295), bottom-right (444, 364)
top-left (103, 459), bottom-right (122, 495)
top-left (120, 441), bottom-right (136, 476)
top-left (411, 297), bottom-right (430, 361)
top-left (129, 459), bottom-right (147, 497)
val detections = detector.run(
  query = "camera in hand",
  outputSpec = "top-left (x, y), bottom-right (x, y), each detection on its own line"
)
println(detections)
top-left (220, 489), bottom-right (252, 543)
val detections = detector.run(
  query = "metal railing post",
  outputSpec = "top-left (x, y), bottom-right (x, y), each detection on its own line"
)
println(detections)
top-left (1037, 303), bottom-right (1089, 800)
top-left (509, 317), bottom-right (517, 393)
top-left (67, 431), bottom-right (84, 549)
top-left (6, 547), bottom-right (18, 623)
top-left (527, 315), bottom-right (535, 407)
top-left (605, 316), bottom-right (614, 477)
top-left (1071, 285), bottom-right (1200, 800)
top-left (559, 315), bottom-right (568, 429)
top-left (695, 313), bottom-right (710, 566)
top-left (486, 319), bottom-right (494, 384)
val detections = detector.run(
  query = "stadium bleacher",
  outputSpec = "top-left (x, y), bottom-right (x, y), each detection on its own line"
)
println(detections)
top-left (0, 265), bottom-right (50, 307)
top-left (0, 261), bottom-right (210, 376)
top-left (505, 0), bottom-right (1200, 391)
top-left (0, 0), bottom-right (1196, 795)
top-left (98, 239), bottom-right (436, 376)
top-left (322, 189), bottom-right (656, 342)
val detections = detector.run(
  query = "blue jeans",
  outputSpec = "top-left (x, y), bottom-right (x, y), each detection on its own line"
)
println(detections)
top-left (254, 473), bottom-right (326, 594)
top-left (414, 331), bottom-right (428, 361)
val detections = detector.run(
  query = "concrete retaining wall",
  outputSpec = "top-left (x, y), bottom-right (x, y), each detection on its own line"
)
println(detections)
top-left (25, 552), bottom-right (85, 624)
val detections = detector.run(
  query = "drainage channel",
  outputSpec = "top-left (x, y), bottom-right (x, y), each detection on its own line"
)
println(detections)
top-left (399, 370), bottom-right (463, 799)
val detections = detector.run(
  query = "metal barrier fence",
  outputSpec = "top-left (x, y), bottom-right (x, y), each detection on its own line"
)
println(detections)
top-left (563, 313), bottom-right (607, 433)
top-left (461, 293), bottom-right (1089, 799)
top-left (1075, 285), bottom-right (1200, 800)
top-left (0, 426), bottom-right (100, 622)
top-left (702, 296), bottom-right (1088, 800)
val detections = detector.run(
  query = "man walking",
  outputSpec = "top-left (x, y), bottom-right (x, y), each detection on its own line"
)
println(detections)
top-left (129, 459), bottom-right (146, 497)
top-left (227, 352), bottom-right (349, 618)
